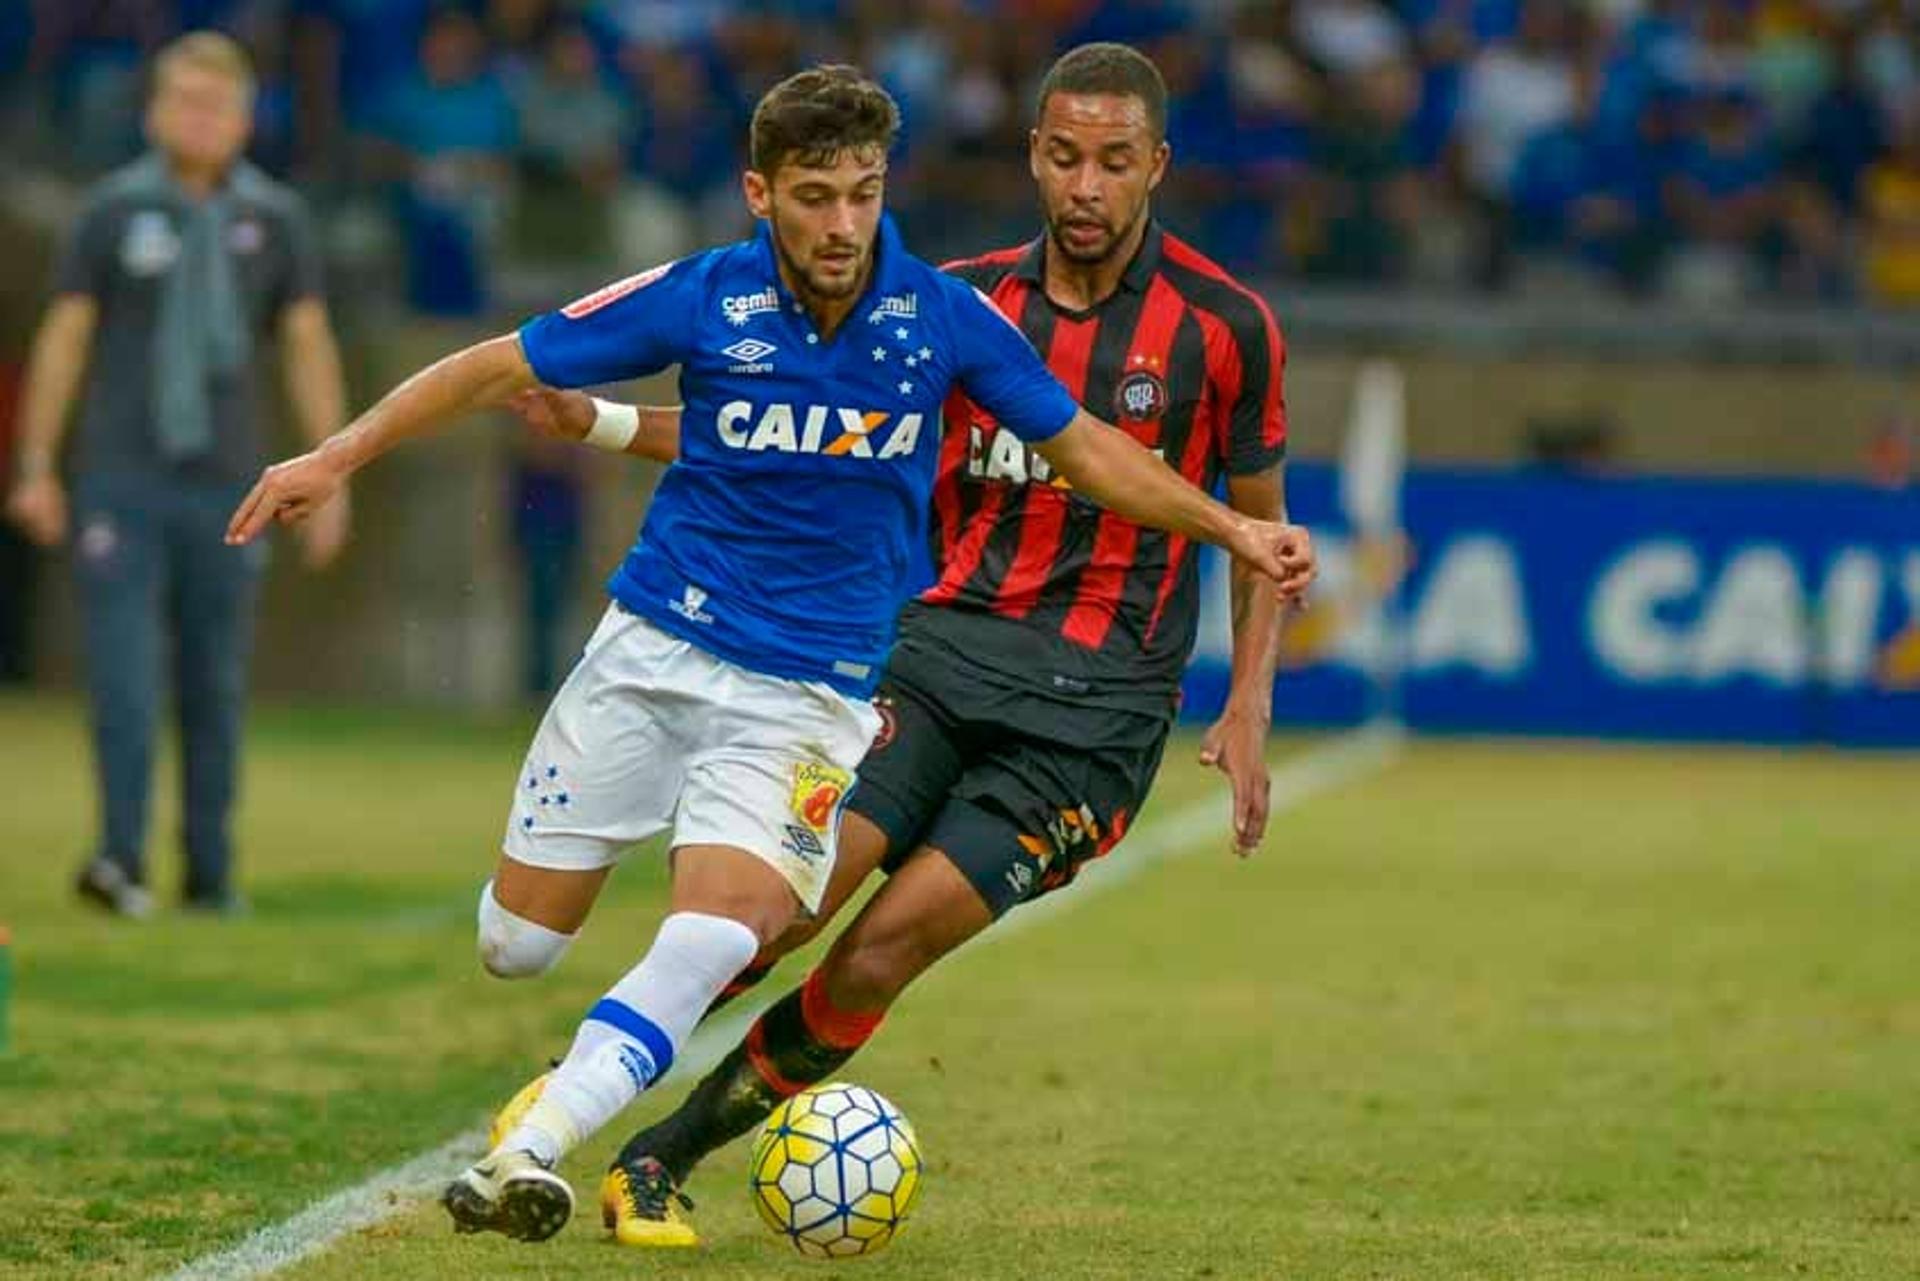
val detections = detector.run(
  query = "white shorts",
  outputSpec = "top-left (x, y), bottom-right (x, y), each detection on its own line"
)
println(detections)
top-left (503, 605), bottom-right (882, 912)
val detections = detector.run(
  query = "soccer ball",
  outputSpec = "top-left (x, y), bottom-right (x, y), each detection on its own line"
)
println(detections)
top-left (749, 1081), bottom-right (922, 1258)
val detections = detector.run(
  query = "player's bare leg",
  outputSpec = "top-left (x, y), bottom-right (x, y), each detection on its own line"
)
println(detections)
top-left (705, 811), bottom-right (897, 1014)
top-left (600, 843), bottom-right (990, 1247)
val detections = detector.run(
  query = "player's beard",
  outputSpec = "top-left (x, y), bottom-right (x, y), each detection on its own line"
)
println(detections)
top-left (770, 220), bottom-right (870, 305)
top-left (1046, 199), bottom-right (1146, 266)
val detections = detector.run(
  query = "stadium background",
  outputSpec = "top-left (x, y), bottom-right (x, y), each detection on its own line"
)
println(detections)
top-left (2, 4), bottom-right (1919, 1278)
top-left (2, 0), bottom-right (1916, 742)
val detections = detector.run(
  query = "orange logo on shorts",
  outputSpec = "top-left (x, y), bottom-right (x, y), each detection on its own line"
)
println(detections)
top-left (790, 761), bottom-right (851, 835)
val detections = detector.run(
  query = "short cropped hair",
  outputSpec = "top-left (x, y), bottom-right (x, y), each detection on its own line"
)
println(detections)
top-left (749, 64), bottom-right (900, 175)
top-left (152, 30), bottom-right (256, 100)
top-left (1036, 42), bottom-right (1168, 140)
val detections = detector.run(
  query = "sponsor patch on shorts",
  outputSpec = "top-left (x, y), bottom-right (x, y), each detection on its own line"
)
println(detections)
top-left (789, 761), bottom-right (851, 835)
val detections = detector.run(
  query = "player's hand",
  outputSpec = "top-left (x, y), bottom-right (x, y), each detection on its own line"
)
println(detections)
top-left (296, 485), bottom-right (351, 570)
top-left (226, 449), bottom-right (349, 546)
top-left (507, 387), bottom-right (596, 442)
top-left (1199, 703), bottom-right (1272, 857)
top-left (5, 474), bottom-right (68, 547)
top-left (1226, 518), bottom-right (1316, 604)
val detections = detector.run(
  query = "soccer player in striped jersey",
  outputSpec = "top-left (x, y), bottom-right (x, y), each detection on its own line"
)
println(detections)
top-left (501, 44), bottom-right (1312, 1246)
top-left (234, 62), bottom-right (1308, 1246)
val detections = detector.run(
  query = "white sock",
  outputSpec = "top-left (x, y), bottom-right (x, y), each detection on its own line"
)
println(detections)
top-left (499, 910), bottom-right (760, 1165)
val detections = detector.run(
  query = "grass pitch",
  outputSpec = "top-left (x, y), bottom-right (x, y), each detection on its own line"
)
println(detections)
top-left (0, 693), bottom-right (1915, 1279)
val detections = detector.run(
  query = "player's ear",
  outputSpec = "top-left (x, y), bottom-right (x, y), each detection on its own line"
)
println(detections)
top-left (1027, 129), bottom-right (1043, 181)
top-left (1148, 140), bottom-right (1170, 192)
top-left (743, 168), bottom-right (772, 220)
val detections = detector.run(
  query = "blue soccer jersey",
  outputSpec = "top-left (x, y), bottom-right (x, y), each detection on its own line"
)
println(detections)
top-left (519, 216), bottom-right (1079, 696)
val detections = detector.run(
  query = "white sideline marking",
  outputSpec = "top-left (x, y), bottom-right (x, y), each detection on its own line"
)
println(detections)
top-left (161, 1002), bottom-right (761, 1281)
top-left (164, 724), bottom-right (1402, 1281)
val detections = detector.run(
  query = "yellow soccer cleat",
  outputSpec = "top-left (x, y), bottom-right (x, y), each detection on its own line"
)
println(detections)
top-left (488, 1069), bottom-right (552, 1151)
top-left (601, 1155), bottom-right (700, 1248)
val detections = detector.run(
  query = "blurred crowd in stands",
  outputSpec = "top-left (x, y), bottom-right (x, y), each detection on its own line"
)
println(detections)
top-left (4, 0), bottom-right (1920, 313)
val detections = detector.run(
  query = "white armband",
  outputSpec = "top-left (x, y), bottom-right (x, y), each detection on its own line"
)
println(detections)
top-left (585, 398), bottom-right (641, 452)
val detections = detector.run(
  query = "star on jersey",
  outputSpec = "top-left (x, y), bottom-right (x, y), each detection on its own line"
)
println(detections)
top-left (894, 327), bottom-right (908, 341)
top-left (898, 380), bottom-right (914, 395)
top-left (871, 346), bottom-right (887, 362)
top-left (917, 346), bottom-right (932, 361)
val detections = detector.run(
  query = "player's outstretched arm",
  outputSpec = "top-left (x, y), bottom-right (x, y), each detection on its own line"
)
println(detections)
top-left (1200, 465), bottom-right (1297, 858)
top-left (505, 388), bottom-right (682, 464)
top-left (226, 333), bottom-right (539, 545)
top-left (1036, 410), bottom-right (1315, 600)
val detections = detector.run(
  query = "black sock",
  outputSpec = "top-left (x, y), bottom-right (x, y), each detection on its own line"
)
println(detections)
top-left (617, 972), bottom-right (882, 1183)
top-left (700, 954), bottom-right (777, 1023)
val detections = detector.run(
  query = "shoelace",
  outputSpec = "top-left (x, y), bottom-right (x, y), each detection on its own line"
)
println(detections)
top-left (621, 1162), bottom-right (695, 1219)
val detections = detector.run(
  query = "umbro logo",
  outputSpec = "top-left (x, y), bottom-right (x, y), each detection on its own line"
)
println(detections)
top-left (721, 337), bottom-right (777, 373)
top-left (722, 338), bottom-right (776, 362)
top-left (1005, 861), bottom-right (1034, 898)
top-left (616, 1042), bottom-right (661, 1090)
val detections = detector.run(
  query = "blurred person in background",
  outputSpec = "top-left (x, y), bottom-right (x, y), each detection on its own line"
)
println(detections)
top-left (1311, 59), bottom-right (1426, 284)
top-left (615, 43), bottom-right (743, 264)
top-left (509, 19), bottom-right (626, 264)
top-left (1662, 86), bottom-right (1783, 301)
top-left (1861, 105), bottom-right (1920, 306)
top-left (1511, 59), bottom-right (1660, 293)
top-left (287, 0), bottom-right (436, 174)
top-left (1774, 21), bottom-right (1883, 301)
top-left (3, 31), bottom-right (349, 918)
top-left (1789, 26), bottom-right (1887, 221)
top-left (20, 0), bottom-right (172, 172)
top-left (505, 429), bottom-right (587, 700)
top-left (369, 7), bottom-right (516, 316)
top-left (0, 361), bottom-right (31, 685)
top-left (1451, 0), bottom-right (1580, 288)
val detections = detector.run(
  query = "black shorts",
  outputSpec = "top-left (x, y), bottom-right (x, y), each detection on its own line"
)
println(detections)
top-left (845, 633), bottom-right (1172, 918)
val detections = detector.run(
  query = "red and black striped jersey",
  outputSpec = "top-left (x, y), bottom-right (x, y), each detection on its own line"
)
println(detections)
top-left (911, 223), bottom-right (1287, 713)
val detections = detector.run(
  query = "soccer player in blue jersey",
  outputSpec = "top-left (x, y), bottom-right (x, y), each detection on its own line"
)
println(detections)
top-left (226, 65), bottom-right (1312, 1243)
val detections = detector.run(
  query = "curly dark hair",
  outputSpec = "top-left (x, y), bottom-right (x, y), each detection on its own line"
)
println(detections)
top-left (749, 64), bottom-right (900, 175)
top-left (1036, 42), bottom-right (1168, 140)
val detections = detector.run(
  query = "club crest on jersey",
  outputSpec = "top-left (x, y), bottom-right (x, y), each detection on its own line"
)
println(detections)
top-left (121, 211), bottom-right (180, 277)
top-left (790, 761), bottom-right (850, 835)
top-left (1116, 368), bottom-right (1170, 423)
top-left (722, 286), bottom-right (779, 326)
top-left (227, 218), bottom-right (264, 254)
top-left (867, 292), bottom-right (918, 324)
top-left (716, 400), bottom-right (924, 459)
